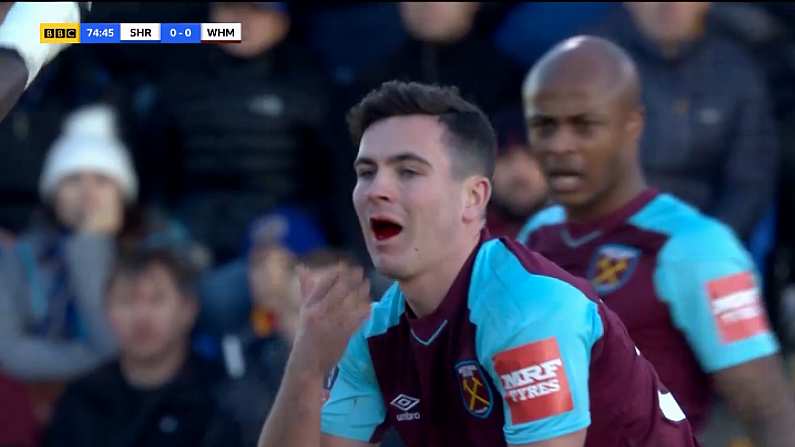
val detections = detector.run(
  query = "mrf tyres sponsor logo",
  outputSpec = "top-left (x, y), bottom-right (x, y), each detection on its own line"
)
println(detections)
top-left (500, 358), bottom-right (564, 402)
top-left (390, 394), bottom-right (420, 422)
top-left (706, 271), bottom-right (770, 343)
top-left (493, 337), bottom-right (573, 424)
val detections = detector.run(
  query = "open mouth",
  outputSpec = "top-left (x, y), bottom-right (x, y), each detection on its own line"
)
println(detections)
top-left (546, 168), bottom-right (585, 193)
top-left (546, 167), bottom-right (583, 178)
top-left (370, 218), bottom-right (403, 241)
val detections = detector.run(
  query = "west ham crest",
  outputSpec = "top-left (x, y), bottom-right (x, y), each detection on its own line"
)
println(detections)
top-left (454, 361), bottom-right (494, 419)
top-left (587, 244), bottom-right (640, 294)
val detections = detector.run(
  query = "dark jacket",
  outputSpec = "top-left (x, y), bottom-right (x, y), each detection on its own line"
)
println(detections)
top-left (215, 327), bottom-right (408, 447)
top-left (216, 329), bottom-right (290, 447)
top-left (43, 354), bottom-right (241, 447)
top-left (594, 9), bottom-right (779, 240)
top-left (353, 33), bottom-right (525, 117)
top-left (142, 42), bottom-right (336, 262)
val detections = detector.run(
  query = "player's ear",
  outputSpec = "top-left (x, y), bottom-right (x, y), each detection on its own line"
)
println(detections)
top-left (626, 105), bottom-right (644, 143)
top-left (462, 175), bottom-right (491, 223)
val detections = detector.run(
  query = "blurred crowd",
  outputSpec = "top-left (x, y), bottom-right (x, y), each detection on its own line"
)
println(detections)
top-left (1, 2), bottom-right (795, 446)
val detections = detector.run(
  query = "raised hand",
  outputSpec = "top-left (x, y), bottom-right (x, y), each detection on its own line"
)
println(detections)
top-left (288, 263), bottom-right (372, 377)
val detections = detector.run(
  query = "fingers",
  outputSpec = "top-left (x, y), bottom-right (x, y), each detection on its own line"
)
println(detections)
top-left (289, 263), bottom-right (373, 375)
top-left (338, 267), bottom-right (372, 328)
top-left (296, 264), bottom-right (313, 298)
top-left (350, 278), bottom-right (372, 325)
top-left (342, 265), bottom-right (365, 294)
top-left (320, 263), bottom-right (361, 308)
top-left (298, 262), bottom-right (372, 323)
top-left (348, 273), bottom-right (372, 311)
top-left (302, 264), bottom-right (342, 306)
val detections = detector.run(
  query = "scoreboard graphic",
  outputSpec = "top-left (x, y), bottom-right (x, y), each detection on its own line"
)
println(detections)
top-left (40, 23), bottom-right (242, 44)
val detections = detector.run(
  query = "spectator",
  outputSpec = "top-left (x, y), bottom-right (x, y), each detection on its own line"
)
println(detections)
top-left (487, 109), bottom-right (549, 238)
top-left (44, 248), bottom-right (241, 447)
top-left (142, 2), bottom-right (339, 263)
top-left (593, 2), bottom-right (778, 242)
top-left (0, 43), bottom-right (110, 235)
top-left (708, 3), bottom-right (795, 340)
top-left (217, 247), bottom-right (355, 447)
top-left (197, 206), bottom-right (329, 337)
top-left (0, 104), bottom-right (135, 383)
top-left (352, 2), bottom-right (524, 118)
top-left (0, 372), bottom-right (39, 447)
top-left (0, 103), bottom-right (197, 428)
top-left (710, 3), bottom-right (795, 122)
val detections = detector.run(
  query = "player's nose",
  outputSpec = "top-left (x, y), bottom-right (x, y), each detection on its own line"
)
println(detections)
top-left (364, 172), bottom-right (397, 203)
top-left (545, 126), bottom-right (579, 155)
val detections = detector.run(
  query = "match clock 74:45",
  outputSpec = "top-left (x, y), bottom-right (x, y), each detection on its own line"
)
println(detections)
top-left (85, 27), bottom-right (114, 38)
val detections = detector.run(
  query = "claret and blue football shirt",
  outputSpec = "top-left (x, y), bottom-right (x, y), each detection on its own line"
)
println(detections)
top-left (519, 189), bottom-right (779, 431)
top-left (321, 231), bottom-right (698, 446)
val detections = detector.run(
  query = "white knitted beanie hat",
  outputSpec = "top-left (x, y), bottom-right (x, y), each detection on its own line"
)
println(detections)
top-left (39, 103), bottom-right (138, 202)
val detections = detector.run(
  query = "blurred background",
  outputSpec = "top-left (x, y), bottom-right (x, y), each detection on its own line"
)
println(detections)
top-left (1, 2), bottom-right (795, 446)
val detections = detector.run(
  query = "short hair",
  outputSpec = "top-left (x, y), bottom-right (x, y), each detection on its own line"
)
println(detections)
top-left (106, 247), bottom-right (199, 298)
top-left (347, 80), bottom-right (497, 180)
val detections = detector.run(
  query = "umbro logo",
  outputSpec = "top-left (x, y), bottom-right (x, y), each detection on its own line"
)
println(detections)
top-left (390, 394), bottom-right (420, 412)
top-left (390, 394), bottom-right (421, 421)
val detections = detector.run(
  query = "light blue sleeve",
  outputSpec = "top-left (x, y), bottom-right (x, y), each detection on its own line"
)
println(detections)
top-left (516, 206), bottom-right (565, 243)
top-left (654, 226), bottom-right (780, 373)
top-left (320, 323), bottom-right (386, 442)
top-left (470, 242), bottom-right (602, 444)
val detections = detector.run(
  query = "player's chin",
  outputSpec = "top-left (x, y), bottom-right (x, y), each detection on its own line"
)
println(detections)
top-left (371, 255), bottom-right (410, 280)
top-left (550, 188), bottom-right (591, 207)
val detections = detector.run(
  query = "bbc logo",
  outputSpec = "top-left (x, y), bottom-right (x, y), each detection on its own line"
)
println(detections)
top-left (40, 23), bottom-right (80, 44)
top-left (44, 28), bottom-right (77, 39)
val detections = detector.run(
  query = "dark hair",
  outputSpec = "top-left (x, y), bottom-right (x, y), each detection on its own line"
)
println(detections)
top-left (347, 80), bottom-right (497, 180)
top-left (107, 247), bottom-right (198, 298)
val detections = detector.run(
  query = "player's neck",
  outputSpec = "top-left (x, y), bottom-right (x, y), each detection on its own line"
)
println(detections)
top-left (400, 228), bottom-right (481, 319)
top-left (568, 168), bottom-right (647, 223)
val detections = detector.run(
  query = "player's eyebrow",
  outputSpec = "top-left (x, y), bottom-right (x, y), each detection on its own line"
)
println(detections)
top-left (354, 152), bottom-right (433, 169)
top-left (353, 157), bottom-right (375, 170)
